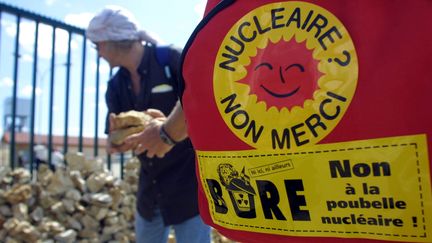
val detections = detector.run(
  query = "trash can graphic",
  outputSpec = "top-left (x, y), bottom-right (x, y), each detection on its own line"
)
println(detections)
top-left (227, 178), bottom-right (256, 218)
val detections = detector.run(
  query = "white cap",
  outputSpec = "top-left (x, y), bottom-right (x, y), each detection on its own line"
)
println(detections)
top-left (86, 5), bottom-right (157, 44)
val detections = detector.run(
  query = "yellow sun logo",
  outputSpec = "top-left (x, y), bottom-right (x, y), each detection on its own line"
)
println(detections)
top-left (213, 1), bottom-right (358, 150)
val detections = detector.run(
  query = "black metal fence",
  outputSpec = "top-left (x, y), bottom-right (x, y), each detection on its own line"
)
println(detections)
top-left (0, 2), bottom-right (125, 175)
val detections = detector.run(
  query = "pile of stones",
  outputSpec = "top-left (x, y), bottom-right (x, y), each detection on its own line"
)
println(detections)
top-left (0, 153), bottom-right (140, 243)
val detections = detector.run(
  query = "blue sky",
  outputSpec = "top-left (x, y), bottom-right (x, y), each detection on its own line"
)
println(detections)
top-left (0, 0), bottom-right (205, 138)
top-left (0, 0), bottom-right (206, 47)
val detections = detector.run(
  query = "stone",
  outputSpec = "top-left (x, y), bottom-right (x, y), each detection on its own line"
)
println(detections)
top-left (50, 201), bottom-right (65, 214)
top-left (80, 215), bottom-right (99, 230)
top-left (65, 188), bottom-right (82, 201)
top-left (12, 203), bottom-right (28, 221)
top-left (66, 216), bottom-right (83, 231)
top-left (37, 164), bottom-right (53, 186)
top-left (109, 188), bottom-right (123, 210)
top-left (0, 166), bottom-right (11, 182)
top-left (15, 221), bottom-right (40, 242)
top-left (104, 214), bottom-right (119, 226)
top-left (0, 229), bottom-right (6, 239)
top-left (78, 228), bottom-right (99, 239)
top-left (94, 207), bottom-right (109, 221)
top-left (110, 126), bottom-right (144, 145)
top-left (39, 219), bottom-right (65, 235)
top-left (46, 169), bottom-right (74, 195)
top-left (70, 171), bottom-right (86, 193)
top-left (119, 206), bottom-right (134, 221)
top-left (4, 184), bottom-right (32, 204)
top-left (9, 168), bottom-right (31, 184)
top-left (0, 189), bottom-right (6, 205)
top-left (30, 206), bottom-right (44, 222)
top-left (62, 198), bottom-right (76, 214)
top-left (110, 110), bottom-right (151, 130)
top-left (83, 158), bottom-right (104, 175)
top-left (75, 202), bottom-right (86, 213)
top-left (0, 154), bottom-right (139, 242)
top-left (54, 229), bottom-right (77, 243)
top-left (65, 152), bottom-right (86, 172)
top-left (90, 193), bottom-right (112, 207)
top-left (0, 205), bottom-right (12, 217)
top-left (122, 195), bottom-right (136, 207)
top-left (4, 237), bottom-right (19, 243)
top-left (38, 191), bottom-right (57, 209)
top-left (109, 110), bottom-right (151, 145)
top-left (86, 173), bottom-right (106, 193)
top-left (100, 232), bottom-right (114, 242)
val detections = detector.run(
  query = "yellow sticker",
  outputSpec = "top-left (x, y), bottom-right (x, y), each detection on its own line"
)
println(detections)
top-left (197, 134), bottom-right (432, 242)
top-left (214, 1), bottom-right (358, 150)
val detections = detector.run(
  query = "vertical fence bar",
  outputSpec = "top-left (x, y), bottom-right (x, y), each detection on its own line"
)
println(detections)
top-left (63, 31), bottom-right (72, 158)
top-left (10, 15), bottom-right (21, 169)
top-left (120, 153), bottom-right (126, 179)
top-left (78, 38), bottom-right (87, 152)
top-left (107, 155), bottom-right (111, 171)
top-left (106, 68), bottom-right (113, 171)
top-left (94, 56), bottom-right (100, 157)
top-left (120, 153), bottom-right (124, 179)
top-left (47, 26), bottom-right (56, 167)
top-left (29, 21), bottom-right (39, 176)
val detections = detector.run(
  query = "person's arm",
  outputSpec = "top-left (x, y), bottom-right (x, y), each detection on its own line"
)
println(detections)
top-left (124, 101), bottom-right (188, 158)
top-left (162, 100), bottom-right (188, 142)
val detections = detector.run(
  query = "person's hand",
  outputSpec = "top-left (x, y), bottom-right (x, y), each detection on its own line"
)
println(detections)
top-left (124, 116), bottom-right (174, 158)
top-left (145, 108), bottom-right (165, 120)
top-left (106, 140), bottom-right (136, 154)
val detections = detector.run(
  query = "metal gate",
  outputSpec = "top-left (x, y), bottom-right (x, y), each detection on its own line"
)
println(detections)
top-left (0, 2), bottom-right (125, 176)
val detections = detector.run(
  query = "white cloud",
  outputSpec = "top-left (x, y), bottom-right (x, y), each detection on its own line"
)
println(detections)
top-left (85, 86), bottom-right (96, 95)
top-left (84, 82), bottom-right (106, 94)
top-left (4, 19), bottom-right (17, 37)
top-left (3, 20), bottom-right (80, 60)
top-left (100, 83), bottom-right (107, 93)
top-left (53, 105), bottom-right (60, 112)
top-left (37, 26), bottom-right (78, 58)
top-left (67, 126), bottom-right (80, 135)
top-left (64, 12), bottom-right (95, 29)
top-left (20, 54), bottom-right (34, 63)
top-left (20, 85), bottom-right (43, 97)
top-left (45, 0), bottom-right (57, 6)
top-left (0, 77), bottom-right (14, 88)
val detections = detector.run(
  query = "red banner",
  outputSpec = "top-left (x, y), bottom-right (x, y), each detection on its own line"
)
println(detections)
top-left (180, 1), bottom-right (432, 242)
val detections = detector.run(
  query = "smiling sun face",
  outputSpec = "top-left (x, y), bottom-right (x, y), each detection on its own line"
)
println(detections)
top-left (238, 38), bottom-right (322, 111)
top-left (213, 1), bottom-right (358, 149)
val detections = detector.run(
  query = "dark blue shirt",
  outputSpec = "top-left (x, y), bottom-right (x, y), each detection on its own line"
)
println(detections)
top-left (105, 43), bottom-right (199, 225)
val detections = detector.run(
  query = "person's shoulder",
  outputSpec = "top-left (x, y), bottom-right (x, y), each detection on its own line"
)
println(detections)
top-left (155, 44), bottom-right (182, 65)
top-left (157, 44), bottom-right (182, 55)
top-left (107, 69), bottom-right (125, 87)
top-left (168, 44), bottom-right (182, 53)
